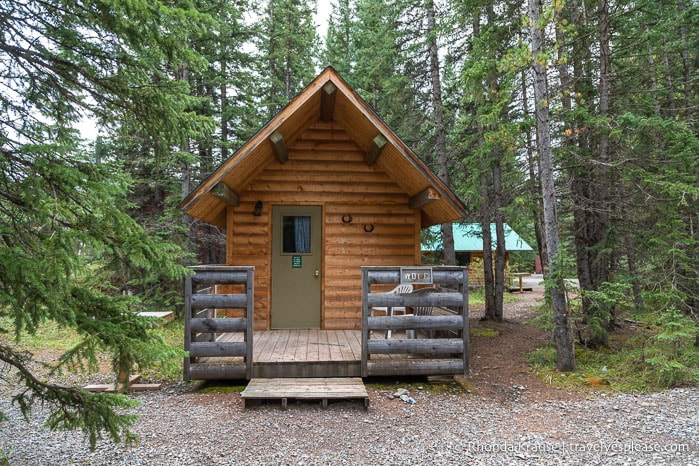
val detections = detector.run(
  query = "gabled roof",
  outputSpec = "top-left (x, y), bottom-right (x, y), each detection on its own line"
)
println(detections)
top-left (423, 223), bottom-right (533, 252)
top-left (179, 67), bottom-right (467, 228)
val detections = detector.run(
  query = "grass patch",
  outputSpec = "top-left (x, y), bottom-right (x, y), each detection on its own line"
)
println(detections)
top-left (424, 382), bottom-right (466, 395)
top-left (198, 381), bottom-right (246, 394)
top-left (468, 287), bottom-right (522, 307)
top-left (526, 311), bottom-right (699, 392)
top-left (468, 288), bottom-right (485, 307)
top-left (139, 320), bottom-right (185, 382)
top-left (365, 377), bottom-right (466, 395)
top-left (1, 316), bottom-right (186, 382)
top-left (470, 327), bottom-right (498, 337)
top-left (0, 317), bottom-right (83, 350)
top-left (527, 344), bottom-right (616, 391)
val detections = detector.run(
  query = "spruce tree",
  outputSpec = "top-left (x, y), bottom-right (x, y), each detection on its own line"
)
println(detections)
top-left (324, 0), bottom-right (356, 75)
top-left (256, 0), bottom-right (320, 117)
top-left (0, 0), bottom-right (208, 448)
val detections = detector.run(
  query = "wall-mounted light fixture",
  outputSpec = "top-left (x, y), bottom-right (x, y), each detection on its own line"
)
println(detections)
top-left (254, 200), bottom-right (263, 216)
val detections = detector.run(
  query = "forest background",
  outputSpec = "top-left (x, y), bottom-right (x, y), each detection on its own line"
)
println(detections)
top-left (1, 0), bottom-right (697, 447)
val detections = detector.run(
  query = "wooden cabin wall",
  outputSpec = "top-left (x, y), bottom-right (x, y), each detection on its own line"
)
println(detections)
top-left (226, 122), bottom-right (419, 330)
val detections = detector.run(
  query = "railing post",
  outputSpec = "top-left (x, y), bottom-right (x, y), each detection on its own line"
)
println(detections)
top-left (245, 267), bottom-right (254, 380)
top-left (461, 267), bottom-right (469, 375)
top-left (183, 274), bottom-right (192, 382)
top-left (361, 267), bottom-right (370, 378)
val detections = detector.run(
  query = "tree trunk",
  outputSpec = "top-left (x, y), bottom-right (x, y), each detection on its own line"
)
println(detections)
top-left (521, 69), bottom-right (547, 275)
top-left (677, 0), bottom-right (692, 118)
top-left (480, 171), bottom-right (496, 320)
top-left (529, 0), bottom-right (575, 371)
top-left (427, 0), bottom-right (456, 265)
top-left (220, 54), bottom-right (229, 161)
top-left (625, 232), bottom-right (644, 312)
top-left (492, 156), bottom-right (505, 321)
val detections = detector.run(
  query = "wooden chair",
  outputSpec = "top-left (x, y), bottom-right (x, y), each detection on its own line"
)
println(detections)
top-left (370, 284), bottom-right (413, 338)
top-left (405, 287), bottom-right (441, 339)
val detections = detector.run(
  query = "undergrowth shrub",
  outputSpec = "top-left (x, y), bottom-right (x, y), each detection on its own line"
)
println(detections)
top-left (641, 308), bottom-right (698, 387)
top-left (527, 306), bottom-right (698, 390)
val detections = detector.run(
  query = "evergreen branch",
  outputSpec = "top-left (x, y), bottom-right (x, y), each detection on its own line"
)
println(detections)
top-left (0, 344), bottom-right (140, 450)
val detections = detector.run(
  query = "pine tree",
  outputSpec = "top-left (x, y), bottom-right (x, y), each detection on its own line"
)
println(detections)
top-left (256, 0), bottom-right (320, 117)
top-left (324, 0), bottom-right (356, 75)
top-left (528, 0), bottom-right (576, 371)
top-left (0, 0), bottom-right (208, 447)
top-left (450, 0), bottom-right (525, 321)
top-left (352, 0), bottom-right (409, 126)
top-left (552, 0), bottom-right (699, 345)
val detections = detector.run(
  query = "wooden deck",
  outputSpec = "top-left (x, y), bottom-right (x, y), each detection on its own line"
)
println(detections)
top-left (197, 329), bottom-right (411, 378)
top-left (250, 329), bottom-right (362, 363)
top-left (184, 266), bottom-right (469, 381)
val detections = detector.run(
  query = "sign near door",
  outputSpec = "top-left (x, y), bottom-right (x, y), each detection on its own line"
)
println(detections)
top-left (400, 267), bottom-right (433, 285)
top-left (291, 255), bottom-right (302, 268)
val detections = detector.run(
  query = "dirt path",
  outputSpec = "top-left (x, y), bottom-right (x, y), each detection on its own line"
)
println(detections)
top-left (465, 275), bottom-right (583, 403)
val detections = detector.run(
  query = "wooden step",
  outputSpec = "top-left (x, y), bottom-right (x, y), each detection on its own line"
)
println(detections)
top-left (241, 377), bottom-right (369, 410)
top-left (83, 374), bottom-right (162, 393)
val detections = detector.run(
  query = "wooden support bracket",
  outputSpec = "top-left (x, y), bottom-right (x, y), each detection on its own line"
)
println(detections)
top-left (320, 81), bottom-right (337, 122)
top-left (270, 131), bottom-right (288, 164)
top-left (211, 183), bottom-right (240, 207)
top-left (365, 134), bottom-right (387, 166)
top-left (409, 187), bottom-right (440, 209)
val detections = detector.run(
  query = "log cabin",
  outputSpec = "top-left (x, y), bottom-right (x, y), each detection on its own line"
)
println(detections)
top-left (180, 67), bottom-right (467, 331)
top-left (180, 68), bottom-right (469, 380)
top-left (422, 223), bottom-right (534, 287)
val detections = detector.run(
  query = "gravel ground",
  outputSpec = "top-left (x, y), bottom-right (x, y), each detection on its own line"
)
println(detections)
top-left (1, 379), bottom-right (697, 465)
top-left (2, 278), bottom-right (697, 465)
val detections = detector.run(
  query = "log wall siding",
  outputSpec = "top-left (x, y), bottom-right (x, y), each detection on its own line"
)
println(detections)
top-left (226, 122), bottom-right (419, 330)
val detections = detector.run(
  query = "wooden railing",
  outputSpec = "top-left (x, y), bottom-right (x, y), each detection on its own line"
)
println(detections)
top-left (184, 266), bottom-right (254, 381)
top-left (361, 266), bottom-right (469, 377)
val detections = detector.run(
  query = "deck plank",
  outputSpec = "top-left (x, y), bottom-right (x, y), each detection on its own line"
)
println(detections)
top-left (200, 330), bottom-right (394, 364)
top-left (326, 330), bottom-right (342, 361)
top-left (317, 329), bottom-right (330, 361)
top-left (253, 330), bottom-right (272, 362)
top-left (265, 330), bottom-right (287, 362)
top-left (294, 329), bottom-right (308, 361)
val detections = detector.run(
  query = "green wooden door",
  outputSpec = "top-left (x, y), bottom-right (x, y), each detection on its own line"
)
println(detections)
top-left (271, 206), bottom-right (322, 328)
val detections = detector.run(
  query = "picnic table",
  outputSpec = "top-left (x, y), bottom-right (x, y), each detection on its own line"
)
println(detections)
top-left (511, 272), bottom-right (532, 293)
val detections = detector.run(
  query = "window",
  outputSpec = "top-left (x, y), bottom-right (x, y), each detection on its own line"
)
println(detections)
top-left (282, 215), bottom-right (311, 254)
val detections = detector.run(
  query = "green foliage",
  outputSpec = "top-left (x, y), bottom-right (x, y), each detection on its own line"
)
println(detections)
top-left (578, 281), bottom-right (633, 347)
top-left (528, 309), bottom-right (699, 391)
top-left (324, 0), bottom-right (355, 75)
top-left (0, 0), bottom-right (206, 450)
top-left (255, 0), bottom-right (320, 116)
top-left (140, 321), bottom-right (186, 381)
top-left (642, 309), bottom-right (698, 387)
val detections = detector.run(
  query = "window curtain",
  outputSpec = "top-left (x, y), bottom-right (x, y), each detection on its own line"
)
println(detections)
top-left (294, 216), bottom-right (311, 253)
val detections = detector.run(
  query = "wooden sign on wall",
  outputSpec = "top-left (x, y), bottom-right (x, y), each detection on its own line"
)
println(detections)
top-left (400, 267), bottom-right (433, 285)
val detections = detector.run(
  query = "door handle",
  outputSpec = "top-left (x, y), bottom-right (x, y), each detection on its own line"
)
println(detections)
top-left (314, 270), bottom-right (320, 277)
